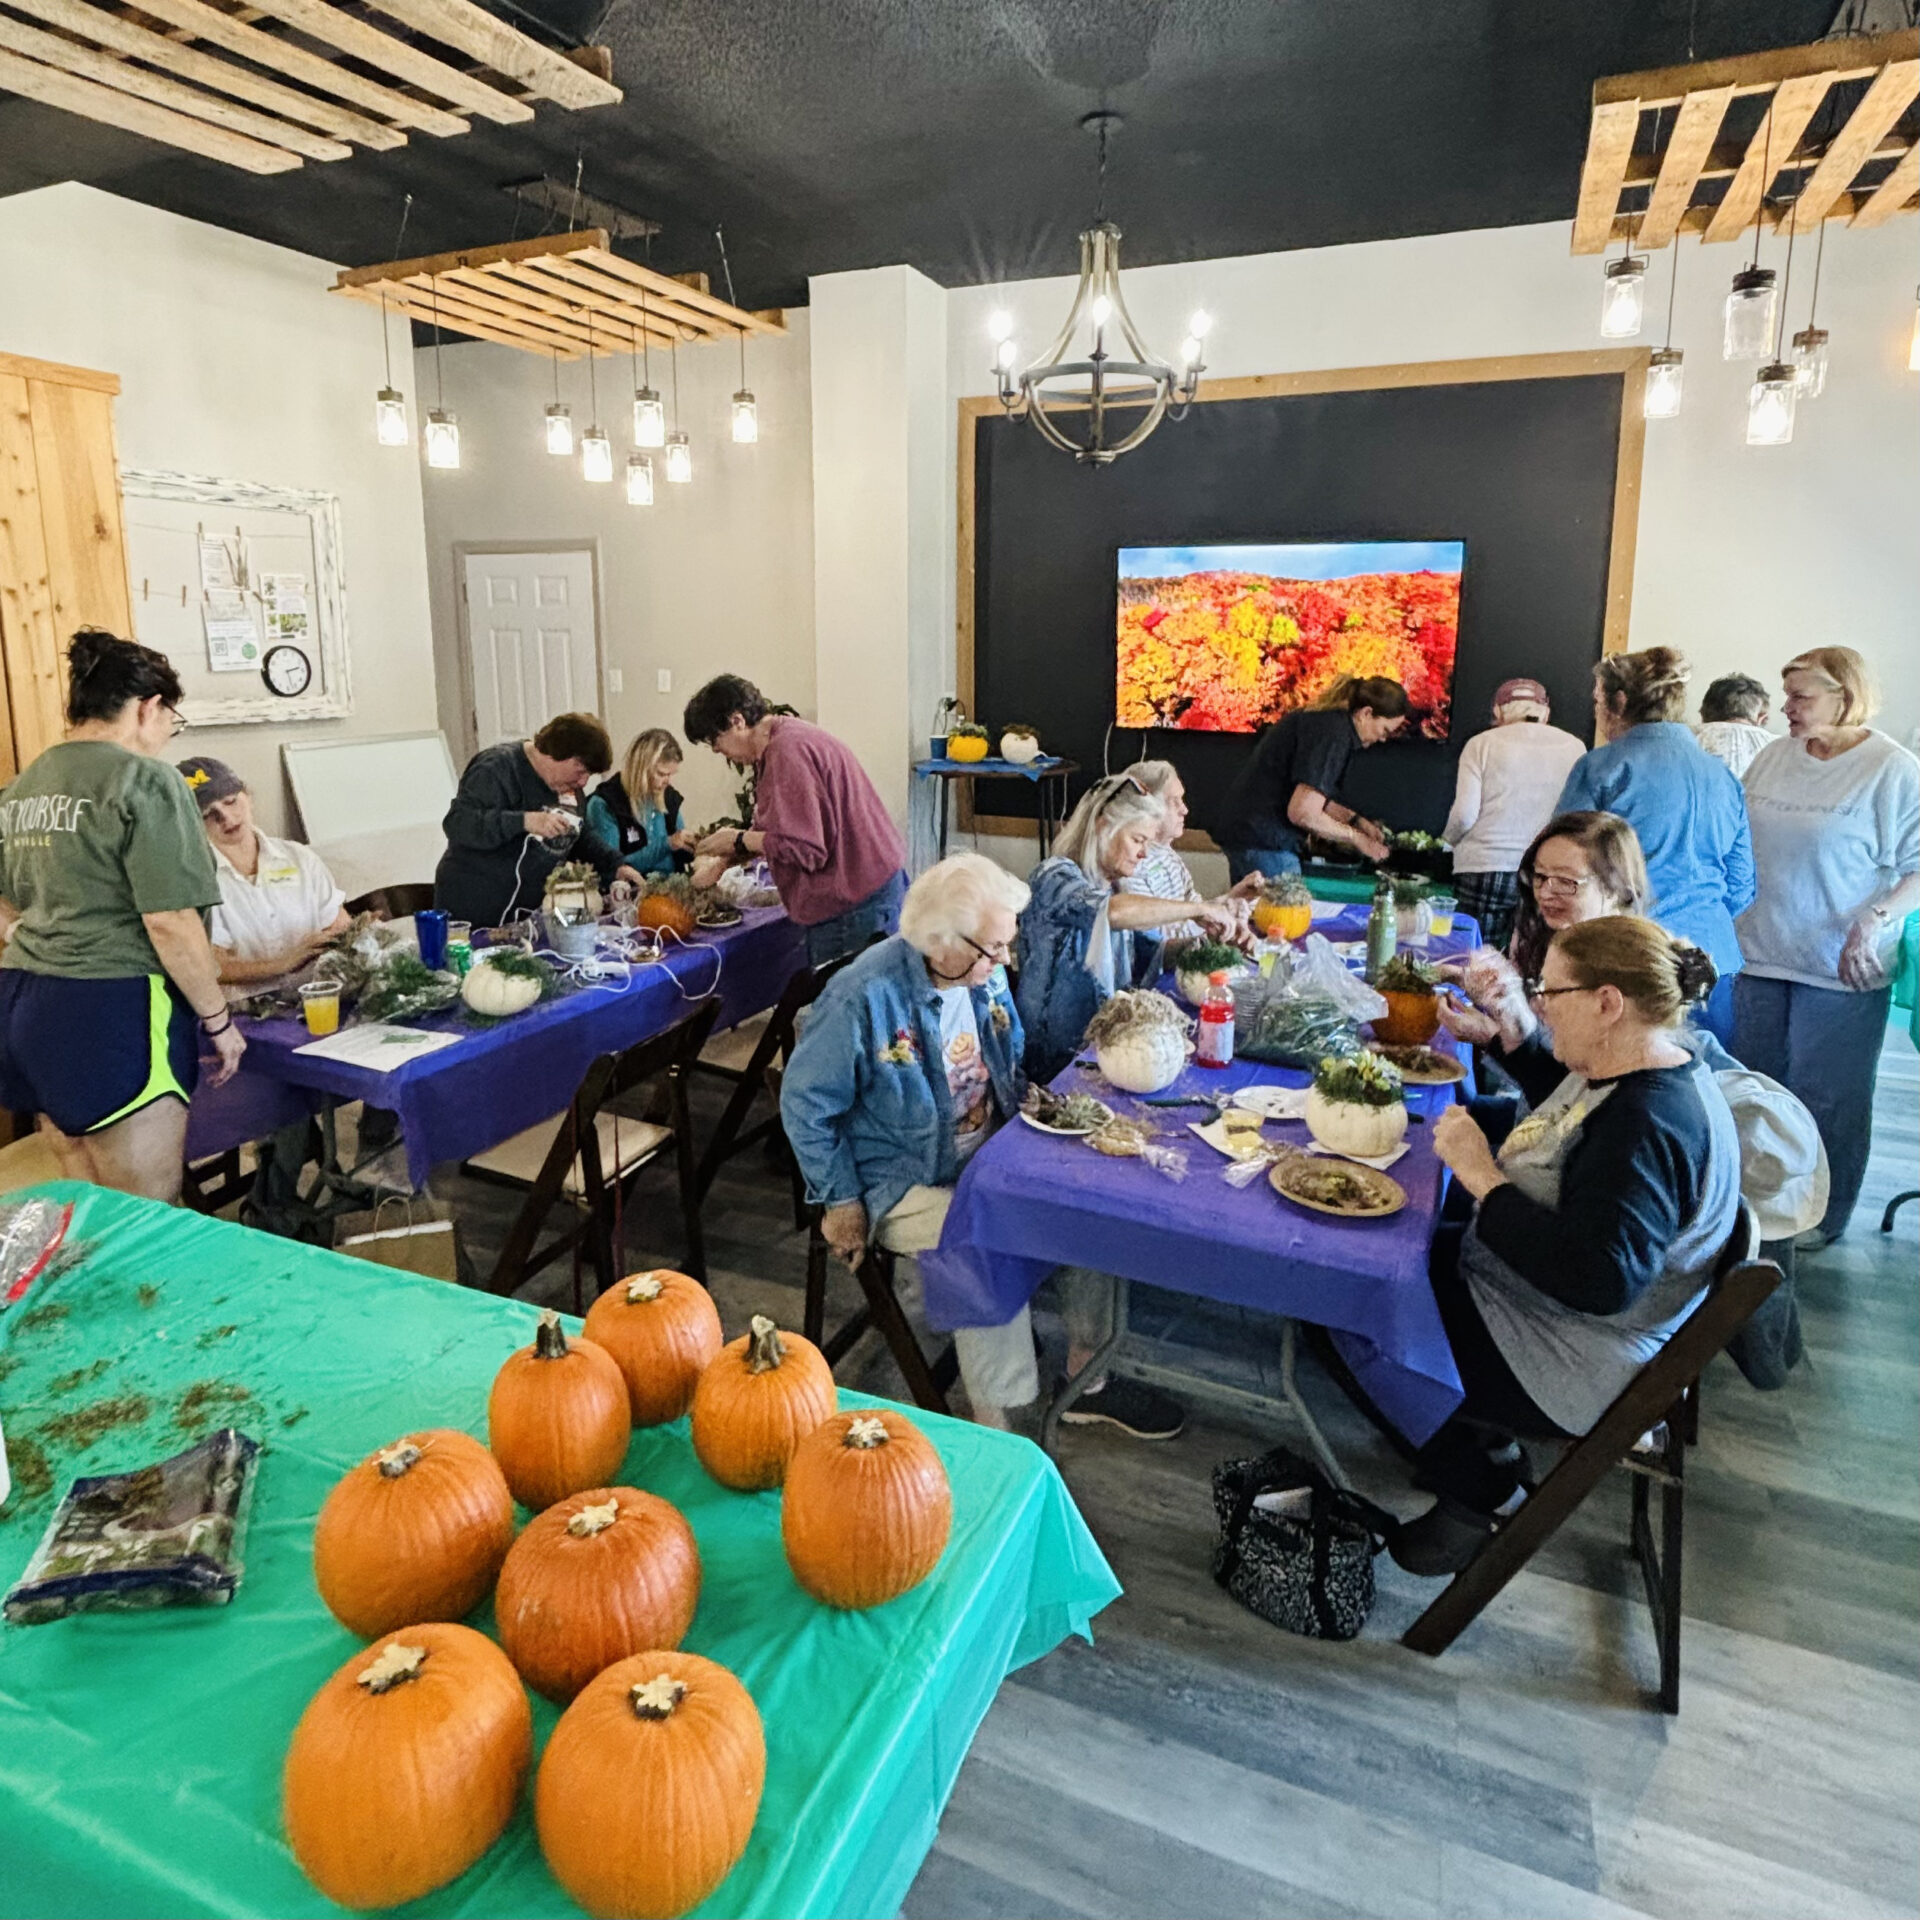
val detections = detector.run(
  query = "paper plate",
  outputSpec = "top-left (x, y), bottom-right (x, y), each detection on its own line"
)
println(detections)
top-left (1269, 1155), bottom-right (1407, 1219)
top-left (1366, 1043), bottom-right (1466, 1085)
top-left (1018, 1110), bottom-right (1097, 1139)
top-left (1228, 1085), bottom-right (1309, 1120)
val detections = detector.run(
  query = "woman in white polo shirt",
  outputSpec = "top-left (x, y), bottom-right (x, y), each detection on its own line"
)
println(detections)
top-left (178, 757), bottom-right (348, 993)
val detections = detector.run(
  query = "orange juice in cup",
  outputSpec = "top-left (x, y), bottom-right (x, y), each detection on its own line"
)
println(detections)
top-left (1427, 893), bottom-right (1458, 939)
top-left (298, 980), bottom-right (341, 1037)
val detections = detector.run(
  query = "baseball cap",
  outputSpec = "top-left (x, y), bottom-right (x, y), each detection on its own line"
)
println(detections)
top-left (177, 756), bottom-right (246, 811)
top-left (1492, 678), bottom-right (1549, 710)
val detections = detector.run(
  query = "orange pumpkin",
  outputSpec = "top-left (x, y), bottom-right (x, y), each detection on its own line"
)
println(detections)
top-left (495, 1487), bottom-right (702, 1702)
top-left (1373, 989), bottom-right (1441, 1047)
top-left (536, 1650), bottom-right (765, 1920)
top-left (488, 1310), bottom-right (631, 1510)
top-left (283, 1623), bottom-right (532, 1911)
top-left (782, 1409), bottom-right (952, 1609)
top-left (582, 1270), bottom-right (724, 1427)
top-left (313, 1429), bottom-right (515, 1639)
top-left (636, 889), bottom-right (697, 940)
top-left (689, 1315), bottom-right (835, 1491)
top-left (1252, 899), bottom-right (1313, 941)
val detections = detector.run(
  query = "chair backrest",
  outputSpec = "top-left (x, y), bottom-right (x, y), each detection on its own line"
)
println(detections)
top-left (345, 882), bottom-right (437, 919)
top-left (1713, 1200), bottom-right (1760, 1281)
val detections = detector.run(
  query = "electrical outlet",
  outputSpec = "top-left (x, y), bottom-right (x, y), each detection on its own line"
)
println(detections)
top-left (656, 668), bottom-right (673, 693)
top-left (607, 668), bottom-right (624, 694)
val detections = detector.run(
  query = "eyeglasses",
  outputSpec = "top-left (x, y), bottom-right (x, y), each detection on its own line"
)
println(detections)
top-left (1523, 980), bottom-right (1593, 1004)
top-left (164, 704), bottom-right (187, 734)
top-left (963, 934), bottom-right (1011, 965)
top-left (1095, 773), bottom-right (1147, 814)
top-left (1526, 871), bottom-right (1592, 899)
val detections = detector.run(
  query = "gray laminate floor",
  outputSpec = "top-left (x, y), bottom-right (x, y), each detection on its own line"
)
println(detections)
top-left (436, 1019), bottom-right (1920, 1920)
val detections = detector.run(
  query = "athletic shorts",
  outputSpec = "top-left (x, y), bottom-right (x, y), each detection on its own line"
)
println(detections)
top-left (0, 971), bottom-right (199, 1137)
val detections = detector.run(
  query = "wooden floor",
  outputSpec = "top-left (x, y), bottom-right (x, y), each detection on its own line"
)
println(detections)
top-left (437, 1023), bottom-right (1920, 1920)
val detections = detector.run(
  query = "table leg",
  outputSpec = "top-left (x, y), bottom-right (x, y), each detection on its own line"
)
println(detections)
top-left (1281, 1318), bottom-right (1350, 1488)
top-left (938, 777), bottom-right (950, 860)
top-left (1041, 1273), bottom-right (1130, 1454)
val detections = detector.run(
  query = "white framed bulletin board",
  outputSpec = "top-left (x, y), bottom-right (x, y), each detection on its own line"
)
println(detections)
top-left (123, 468), bottom-right (353, 726)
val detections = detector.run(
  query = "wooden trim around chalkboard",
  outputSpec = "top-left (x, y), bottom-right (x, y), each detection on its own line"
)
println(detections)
top-left (955, 345), bottom-right (1650, 839)
top-left (0, 352), bottom-right (120, 395)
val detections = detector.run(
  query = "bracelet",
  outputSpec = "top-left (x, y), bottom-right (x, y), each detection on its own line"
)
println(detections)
top-left (201, 1013), bottom-right (232, 1035)
top-left (734, 832), bottom-right (749, 861)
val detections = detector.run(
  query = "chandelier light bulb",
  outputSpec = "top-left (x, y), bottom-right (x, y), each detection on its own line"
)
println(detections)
top-left (374, 387), bottom-right (408, 446)
top-left (1644, 347), bottom-right (1685, 420)
top-left (625, 451), bottom-right (654, 506)
top-left (423, 409), bottom-right (460, 470)
top-left (1089, 293), bottom-right (1113, 329)
top-left (665, 430), bottom-right (693, 483)
top-left (731, 390), bottom-right (759, 443)
top-left (1790, 325), bottom-right (1829, 399)
top-left (581, 426), bottom-right (614, 482)
top-left (1745, 361), bottom-right (1797, 446)
top-left (988, 308), bottom-right (1015, 343)
top-left (995, 337), bottom-right (1019, 371)
top-left (1188, 309), bottom-right (1213, 339)
top-left (544, 402), bottom-right (574, 456)
top-left (1180, 336), bottom-right (1203, 367)
top-left (1599, 254), bottom-right (1648, 339)
top-left (1723, 266), bottom-right (1778, 362)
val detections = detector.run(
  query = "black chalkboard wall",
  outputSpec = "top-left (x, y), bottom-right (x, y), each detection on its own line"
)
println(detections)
top-left (969, 371), bottom-right (1626, 839)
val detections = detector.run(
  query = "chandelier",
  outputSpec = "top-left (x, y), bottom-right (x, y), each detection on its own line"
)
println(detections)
top-left (991, 112), bottom-right (1211, 465)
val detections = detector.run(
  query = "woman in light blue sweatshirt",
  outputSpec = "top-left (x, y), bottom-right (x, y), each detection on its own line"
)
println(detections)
top-left (1557, 647), bottom-right (1754, 1044)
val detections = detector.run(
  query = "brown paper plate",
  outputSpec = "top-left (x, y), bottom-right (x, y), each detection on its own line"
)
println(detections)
top-left (1366, 1043), bottom-right (1466, 1085)
top-left (1269, 1155), bottom-right (1407, 1218)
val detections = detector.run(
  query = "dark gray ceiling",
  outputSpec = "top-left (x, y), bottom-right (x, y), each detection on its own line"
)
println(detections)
top-left (0, 1), bottom-right (1842, 308)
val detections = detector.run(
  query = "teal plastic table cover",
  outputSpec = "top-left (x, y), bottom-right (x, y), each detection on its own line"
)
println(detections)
top-left (0, 1184), bottom-right (1119, 1919)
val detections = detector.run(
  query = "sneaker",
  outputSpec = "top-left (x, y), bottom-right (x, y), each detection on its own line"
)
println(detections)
top-left (1792, 1225), bottom-right (1839, 1253)
top-left (1388, 1497), bottom-right (1495, 1576)
top-left (1058, 1376), bottom-right (1187, 1441)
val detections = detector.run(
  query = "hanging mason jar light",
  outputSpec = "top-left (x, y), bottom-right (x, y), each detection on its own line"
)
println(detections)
top-left (545, 347), bottom-right (574, 456)
top-left (664, 335), bottom-right (692, 481)
top-left (1724, 267), bottom-right (1778, 360)
top-left (1790, 220), bottom-right (1831, 398)
top-left (1643, 241), bottom-right (1684, 420)
top-left (715, 227), bottom-right (758, 443)
top-left (579, 315), bottom-right (612, 481)
top-left (422, 274), bottom-right (460, 470)
top-left (625, 451), bottom-right (654, 506)
top-left (373, 194), bottom-right (412, 447)
top-left (1745, 360), bottom-right (1797, 444)
top-left (632, 299), bottom-right (665, 447)
top-left (1600, 252), bottom-right (1648, 338)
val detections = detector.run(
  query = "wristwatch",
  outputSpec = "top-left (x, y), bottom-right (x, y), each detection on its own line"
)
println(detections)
top-left (733, 832), bottom-right (749, 862)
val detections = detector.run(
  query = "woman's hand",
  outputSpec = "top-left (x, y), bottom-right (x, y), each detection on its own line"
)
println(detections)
top-left (1839, 912), bottom-right (1892, 990)
top-left (821, 1200), bottom-right (869, 1269)
top-left (668, 829), bottom-right (699, 853)
top-left (1437, 996), bottom-right (1500, 1048)
top-left (1227, 872), bottom-right (1266, 901)
top-left (203, 1021), bottom-right (247, 1089)
top-left (1433, 1103), bottom-right (1505, 1200)
top-left (690, 854), bottom-right (731, 891)
top-left (1194, 899), bottom-right (1255, 950)
top-left (524, 810), bottom-right (574, 840)
top-left (694, 828), bottom-right (740, 860)
top-left (615, 864), bottom-right (645, 892)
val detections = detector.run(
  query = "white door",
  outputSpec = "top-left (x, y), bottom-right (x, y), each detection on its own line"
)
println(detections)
top-left (460, 549), bottom-right (600, 750)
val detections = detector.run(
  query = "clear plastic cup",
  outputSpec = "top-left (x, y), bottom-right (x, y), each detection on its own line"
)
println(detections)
top-left (298, 980), bottom-right (341, 1036)
top-left (1428, 893), bottom-right (1458, 938)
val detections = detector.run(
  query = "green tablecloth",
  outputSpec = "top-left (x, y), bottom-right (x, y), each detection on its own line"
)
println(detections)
top-left (0, 1185), bottom-right (1119, 1920)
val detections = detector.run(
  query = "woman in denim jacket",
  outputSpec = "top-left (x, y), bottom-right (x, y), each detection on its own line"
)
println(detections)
top-left (782, 853), bottom-right (1184, 1437)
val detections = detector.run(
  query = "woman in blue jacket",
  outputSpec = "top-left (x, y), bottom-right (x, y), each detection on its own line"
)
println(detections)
top-left (584, 728), bottom-right (694, 878)
top-left (1557, 647), bottom-right (1754, 1043)
top-left (781, 853), bottom-right (1183, 1439)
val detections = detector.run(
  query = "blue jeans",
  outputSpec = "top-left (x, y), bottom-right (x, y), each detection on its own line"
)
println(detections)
top-left (803, 870), bottom-right (906, 968)
top-left (1696, 971), bottom-right (1738, 1048)
top-left (1732, 973), bottom-right (1893, 1239)
top-left (1224, 847), bottom-right (1302, 885)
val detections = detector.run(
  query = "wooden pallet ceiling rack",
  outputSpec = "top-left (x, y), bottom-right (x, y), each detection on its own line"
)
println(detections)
top-left (331, 228), bottom-right (786, 360)
top-left (1572, 27), bottom-right (1919, 253)
top-left (0, 0), bottom-right (620, 173)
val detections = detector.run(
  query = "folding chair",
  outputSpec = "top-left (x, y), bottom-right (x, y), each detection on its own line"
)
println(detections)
top-left (801, 1216), bottom-right (959, 1416)
top-left (692, 953), bottom-right (854, 1214)
top-left (463, 1000), bottom-right (718, 1307)
top-left (344, 883), bottom-right (438, 919)
top-left (1402, 1203), bottom-right (1780, 1713)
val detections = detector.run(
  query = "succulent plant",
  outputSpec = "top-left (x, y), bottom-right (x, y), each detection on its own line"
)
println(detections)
top-left (1376, 954), bottom-right (1439, 995)
top-left (1312, 1050), bottom-right (1405, 1108)
top-left (1263, 874), bottom-right (1312, 908)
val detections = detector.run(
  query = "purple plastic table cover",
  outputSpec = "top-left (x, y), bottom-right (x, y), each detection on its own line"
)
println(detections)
top-left (185, 907), bottom-right (805, 1187)
top-left (918, 904), bottom-right (1486, 1444)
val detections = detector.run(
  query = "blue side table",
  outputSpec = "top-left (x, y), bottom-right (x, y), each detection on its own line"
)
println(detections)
top-left (913, 755), bottom-right (1079, 859)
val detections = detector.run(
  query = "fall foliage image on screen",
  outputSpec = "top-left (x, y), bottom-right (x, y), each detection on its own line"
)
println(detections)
top-left (1115, 541), bottom-right (1463, 739)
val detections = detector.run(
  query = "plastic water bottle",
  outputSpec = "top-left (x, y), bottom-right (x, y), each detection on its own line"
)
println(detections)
top-left (1195, 970), bottom-right (1235, 1069)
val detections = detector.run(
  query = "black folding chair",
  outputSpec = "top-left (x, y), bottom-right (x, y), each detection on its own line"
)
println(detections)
top-left (801, 1217), bottom-right (959, 1415)
top-left (463, 1000), bottom-right (718, 1307)
top-left (1402, 1203), bottom-right (1780, 1712)
top-left (344, 883), bottom-right (438, 919)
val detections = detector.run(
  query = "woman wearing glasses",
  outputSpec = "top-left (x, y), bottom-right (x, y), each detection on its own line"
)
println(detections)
top-left (1394, 916), bottom-right (1740, 1574)
top-left (1016, 773), bottom-right (1247, 1081)
top-left (0, 630), bottom-right (243, 1201)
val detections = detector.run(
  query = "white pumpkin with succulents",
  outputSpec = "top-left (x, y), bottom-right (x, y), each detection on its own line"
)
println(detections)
top-left (1173, 940), bottom-right (1258, 1008)
top-left (1304, 1052), bottom-right (1408, 1159)
top-left (1085, 990), bottom-right (1192, 1095)
top-left (460, 948), bottom-right (550, 1018)
top-left (999, 725), bottom-right (1042, 765)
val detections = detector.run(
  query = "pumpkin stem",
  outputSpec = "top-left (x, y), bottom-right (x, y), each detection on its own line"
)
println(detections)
top-left (844, 1416), bottom-right (890, 1450)
top-left (533, 1309), bottom-right (570, 1360)
top-left (357, 1643), bottom-right (428, 1694)
top-left (375, 1442), bottom-right (423, 1478)
top-left (745, 1314), bottom-right (785, 1374)
top-left (629, 1675), bottom-right (688, 1720)
top-left (567, 1496), bottom-right (620, 1536)
top-left (624, 1273), bottom-right (664, 1305)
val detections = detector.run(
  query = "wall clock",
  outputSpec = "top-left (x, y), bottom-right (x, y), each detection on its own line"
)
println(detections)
top-left (261, 644), bottom-right (314, 698)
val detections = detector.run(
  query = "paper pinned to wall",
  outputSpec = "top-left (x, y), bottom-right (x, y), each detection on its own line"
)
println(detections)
top-left (204, 589), bottom-right (261, 672)
top-left (198, 536), bottom-right (239, 593)
top-left (260, 572), bottom-right (311, 649)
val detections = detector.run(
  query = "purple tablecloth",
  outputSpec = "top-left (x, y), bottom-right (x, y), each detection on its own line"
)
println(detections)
top-left (186, 907), bottom-right (805, 1186)
top-left (920, 903), bottom-right (1484, 1444)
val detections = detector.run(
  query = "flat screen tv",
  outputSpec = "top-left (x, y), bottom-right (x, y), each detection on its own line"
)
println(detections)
top-left (1115, 540), bottom-right (1464, 740)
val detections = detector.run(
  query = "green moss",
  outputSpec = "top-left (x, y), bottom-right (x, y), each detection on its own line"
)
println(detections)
top-left (136, 1284), bottom-right (161, 1309)
top-left (39, 1395), bottom-right (152, 1451)
top-left (16, 1300), bottom-right (68, 1333)
top-left (194, 1325), bottom-right (240, 1350)
top-left (1, 1435), bottom-right (52, 1509)
top-left (173, 1380), bottom-right (252, 1434)
top-left (47, 1358), bottom-right (112, 1397)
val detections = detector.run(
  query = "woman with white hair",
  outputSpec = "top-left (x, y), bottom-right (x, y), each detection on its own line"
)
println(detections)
top-left (1016, 773), bottom-right (1245, 1080)
top-left (782, 853), bottom-right (1154, 1431)
top-left (1442, 679), bottom-right (1586, 953)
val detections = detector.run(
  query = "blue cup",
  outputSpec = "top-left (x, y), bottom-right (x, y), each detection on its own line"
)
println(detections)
top-left (415, 907), bottom-right (449, 970)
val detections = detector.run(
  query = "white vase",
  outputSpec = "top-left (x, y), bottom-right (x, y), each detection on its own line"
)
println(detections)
top-left (1095, 1027), bottom-right (1190, 1094)
top-left (1000, 732), bottom-right (1041, 764)
top-left (1304, 1088), bottom-right (1408, 1159)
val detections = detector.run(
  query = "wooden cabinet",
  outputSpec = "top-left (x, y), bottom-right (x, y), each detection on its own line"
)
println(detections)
top-left (0, 353), bottom-right (132, 784)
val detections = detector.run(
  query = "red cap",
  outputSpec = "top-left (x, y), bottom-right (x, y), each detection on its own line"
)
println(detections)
top-left (1492, 678), bottom-right (1549, 710)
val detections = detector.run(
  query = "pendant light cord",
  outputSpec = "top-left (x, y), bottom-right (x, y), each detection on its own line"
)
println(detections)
top-left (381, 192), bottom-right (413, 389)
top-left (714, 226), bottom-right (746, 387)
top-left (1805, 218), bottom-right (1825, 328)
top-left (586, 312), bottom-right (598, 420)
top-left (431, 274), bottom-right (445, 407)
top-left (1751, 112), bottom-right (1773, 272)
top-left (1775, 202), bottom-right (1796, 360)
top-left (1094, 114), bottom-right (1110, 224)
top-left (1662, 230), bottom-right (1680, 348)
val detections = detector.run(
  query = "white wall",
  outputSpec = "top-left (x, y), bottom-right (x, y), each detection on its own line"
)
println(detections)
top-left (0, 184), bottom-right (439, 838)
top-left (414, 312), bottom-right (815, 831)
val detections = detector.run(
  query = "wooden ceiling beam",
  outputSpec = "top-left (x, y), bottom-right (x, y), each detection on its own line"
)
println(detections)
top-left (350, 0), bottom-right (619, 109)
top-left (471, 260), bottom-right (685, 350)
top-left (337, 278), bottom-right (587, 359)
top-left (429, 269), bottom-right (617, 355)
top-left (1637, 84), bottom-right (1734, 247)
top-left (0, 41), bottom-right (302, 168)
top-left (123, 0), bottom-right (469, 136)
top-left (393, 275), bottom-right (595, 355)
top-left (1789, 58), bottom-right (1920, 231)
top-left (507, 254), bottom-right (704, 342)
top-left (1594, 27), bottom-right (1915, 110)
top-left (3, 0), bottom-right (406, 147)
top-left (1622, 129), bottom-right (1909, 186)
top-left (335, 226), bottom-right (606, 286)
top-left (0, 10), bottom-right (347, 159)
top-left (1701, 71), bottom-right (1833, 243)
top-left (1849, 139), bottom-right (1920, 227)
top-left (1572, 97), bottom-right (1641, 255)
top-left (233, 0), bottom-right (534, 122)
top-left (586, 247), bottom-right (785, 333)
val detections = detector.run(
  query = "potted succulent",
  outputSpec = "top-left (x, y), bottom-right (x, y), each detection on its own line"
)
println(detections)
top-left (998, 723), bottom-right (1042, 765)
top-left (1250, 873), bottom-right (1314, 942)
top-left (1173, 937), bottom-right (1258, 1007)
top-left (1305, 1051), bottom-right (1408, 1159)
top-left (1372, 953), bottom-right (1442, 1046)
top-left (946, 721), bottom-right (990, 764)
top-left (543, 859), bottom-right (603, 924)
top-left (1084, 989), bottom-right (1192, 1094)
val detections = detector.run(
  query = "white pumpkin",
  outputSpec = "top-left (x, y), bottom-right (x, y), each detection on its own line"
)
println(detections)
top-left (1304, 1088), bottom-right (1408, 1159)
top-left (1175, 963), bottom-right (1255, 1008)
top-left (999, 730), bottom-right (1042, 765)
top-left (461, 955), bottom-right (545, 1017)
top-left (1094, 1026), bottom-right (1190, 1094)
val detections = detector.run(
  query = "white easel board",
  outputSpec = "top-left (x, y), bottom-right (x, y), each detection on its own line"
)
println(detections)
top-left (283, 732), bottom-right (460, 898)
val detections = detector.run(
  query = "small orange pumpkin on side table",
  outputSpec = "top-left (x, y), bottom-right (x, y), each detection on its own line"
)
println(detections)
top-left (488, 1309), bottom-right (631, 1510)
top-left (782, 1409), bottom-right (952, 1608)
top-left (583, 1269), bottom-right (724, 1426)
top-left (690, 1314), bottom-right (835, 1490)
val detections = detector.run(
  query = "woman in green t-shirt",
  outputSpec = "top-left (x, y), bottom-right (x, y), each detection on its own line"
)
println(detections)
top-left (0, 631), bottom-right (244, 1201)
